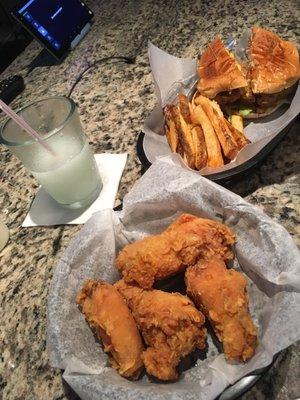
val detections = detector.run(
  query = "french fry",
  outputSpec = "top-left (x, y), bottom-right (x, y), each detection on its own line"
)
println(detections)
top-left (197, 96), bottom-right (238, 160)
top-left (191, 125), bottom-right (207, 170)
top-left (164, 91), bottom-right (250, 170)
top-left (191, 105), bottom-right (224, 168)
top-left (177, 141), bottom-right (185, 158)
top-left (191, 91), bottom-right (201, 110)
top-left (231, 115), bottom-right (244, 133)
top-left (178, 94), bottom-right (192, 124)
top-left (210, 99), bottom-right (224, 117)
top-left (211, 100), bottom-right (250, 149)
top-left (163, 105), bottom-right (179, 153)
top-left (171, 106), bottom-right (195, 169)
top-left (225, 120), bottom-right (250, 149)
top-left (182, 152), bottom-right (188, 164)
top-left (165, 124), bottom-right (177, 153)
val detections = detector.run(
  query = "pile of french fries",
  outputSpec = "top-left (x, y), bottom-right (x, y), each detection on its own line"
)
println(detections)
top-left (163, 94), bottom-right (250, 170)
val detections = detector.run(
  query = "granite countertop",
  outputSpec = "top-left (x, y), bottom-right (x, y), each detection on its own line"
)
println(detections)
top-left (0, 0), bottom-right (299, 399)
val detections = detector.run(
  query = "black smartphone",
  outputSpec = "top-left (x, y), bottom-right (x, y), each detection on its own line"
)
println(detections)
top-left (12, 0), bottom-right (94, 60)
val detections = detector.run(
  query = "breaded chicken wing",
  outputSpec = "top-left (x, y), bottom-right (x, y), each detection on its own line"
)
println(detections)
top-left (116, 213), bottom-right (235, 289)
top-left (115, 279), bottom-right (206, 381)
top-left (185, 258), bottom-right (257, 362)
top-left (76, 280), bottom-right (144, 379)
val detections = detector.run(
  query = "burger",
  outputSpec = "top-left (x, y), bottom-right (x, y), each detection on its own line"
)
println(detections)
top-left (197, 27), bottom-right (300, 118)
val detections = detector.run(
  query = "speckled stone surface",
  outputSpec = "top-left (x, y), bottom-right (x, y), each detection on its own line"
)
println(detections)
top-left (0, 0), bottom-right (299, 399)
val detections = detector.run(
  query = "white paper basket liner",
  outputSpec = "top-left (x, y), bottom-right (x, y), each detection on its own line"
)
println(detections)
top-left (47, 157), bottom-right (300, 400)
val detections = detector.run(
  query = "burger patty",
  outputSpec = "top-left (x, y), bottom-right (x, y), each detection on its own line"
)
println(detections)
top-left (215, 81), bottom-right (298, 114)
top-left (214, 89), bottom-right (242, 104)
top-left (255, 84), bottom-right (297, 106)
top-left (214, 86), bottom-right (255, 106)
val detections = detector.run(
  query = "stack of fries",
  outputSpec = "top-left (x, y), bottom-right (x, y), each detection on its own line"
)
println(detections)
top-left (163, 94), bottom-right (250, 170)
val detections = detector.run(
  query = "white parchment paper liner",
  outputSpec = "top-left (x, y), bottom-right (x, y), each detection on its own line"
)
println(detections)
top-left (47, 157), bottom-right (300, 400)
top-left (143, 42), bottom-right (300, 175)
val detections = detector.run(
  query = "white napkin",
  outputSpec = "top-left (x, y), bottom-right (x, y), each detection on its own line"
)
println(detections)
top-left (22, 153), bottom-right (127, 226)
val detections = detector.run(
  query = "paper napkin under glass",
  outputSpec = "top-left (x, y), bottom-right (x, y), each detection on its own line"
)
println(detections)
top-left (22, 153), bottom-right (127, 226)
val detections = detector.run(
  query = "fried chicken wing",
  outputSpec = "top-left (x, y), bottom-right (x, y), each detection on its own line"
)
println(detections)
top-left (115, 279), bottom-right (207, 381)
top-left (185, 258), bottom-right (257, 362)
top-left (76, 280), bottom-right (144, 379)
top-left (116, 213), bottom-right (236, 289)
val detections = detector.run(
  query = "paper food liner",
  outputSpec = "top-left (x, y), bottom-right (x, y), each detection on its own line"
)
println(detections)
top-left (143, 37), bottom-right (300, 175)
top-left (47, 156), bottom-right (300, 400)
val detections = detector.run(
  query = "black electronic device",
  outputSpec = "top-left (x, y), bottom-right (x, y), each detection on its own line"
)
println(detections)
top-left (0, 75), bottom-right (25, 104)
top-left (11, 0), bottom-right (94, 60)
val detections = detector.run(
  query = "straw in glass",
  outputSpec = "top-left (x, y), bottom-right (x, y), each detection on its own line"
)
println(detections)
top-left (0, 99), bottom-right (56, 156)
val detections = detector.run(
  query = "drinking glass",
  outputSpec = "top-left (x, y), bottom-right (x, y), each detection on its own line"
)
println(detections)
top-left (0, 96), bottom-right (102, 209)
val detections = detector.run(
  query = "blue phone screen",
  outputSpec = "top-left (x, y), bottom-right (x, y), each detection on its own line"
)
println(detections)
top-left (18, 0), bottom-right (92, 51)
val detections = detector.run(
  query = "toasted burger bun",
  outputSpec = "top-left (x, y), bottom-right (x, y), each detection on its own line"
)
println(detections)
top-left (197, 37), bottom-right (248, 98)
top-left (196, 27), bottom-right (299, 120)
top-left (250, 26), bottom-right (300, 94)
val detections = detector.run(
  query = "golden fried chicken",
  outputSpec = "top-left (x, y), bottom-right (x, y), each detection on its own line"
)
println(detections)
top-left (116, 213), bottom-right (236, 289)
top-left (115, 279), bottom-right (206, 381)
top-left (76, 280), bottom-right (144, 379)
top-left (185, 258), bottom-right (257, 362)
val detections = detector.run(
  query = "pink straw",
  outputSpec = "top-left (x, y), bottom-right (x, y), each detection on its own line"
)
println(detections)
top-left (0, 99), bottom-right (56, 156)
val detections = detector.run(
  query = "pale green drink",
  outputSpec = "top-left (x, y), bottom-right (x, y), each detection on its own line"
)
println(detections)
top-left (0, 97), bottom-right (102, 208)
